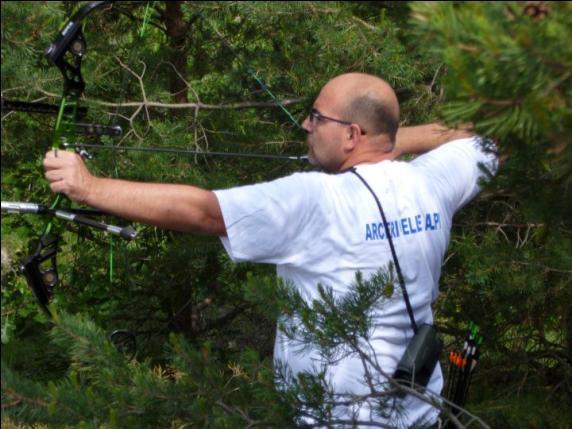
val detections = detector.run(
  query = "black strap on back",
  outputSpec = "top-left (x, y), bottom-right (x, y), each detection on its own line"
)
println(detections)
top-left (350, 168), bottom-right (418, 334)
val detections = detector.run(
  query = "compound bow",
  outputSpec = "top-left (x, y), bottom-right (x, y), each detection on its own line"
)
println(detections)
top-left (2, 1), bottom-right (137, 317)
top-left (2, 1), bottom-right (307, 357)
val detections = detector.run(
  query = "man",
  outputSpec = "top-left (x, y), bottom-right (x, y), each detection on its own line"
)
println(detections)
top-left (44, 73), bottom-right (497, 427)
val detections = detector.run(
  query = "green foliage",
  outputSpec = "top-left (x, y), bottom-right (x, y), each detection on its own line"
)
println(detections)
top-left (0, 271), bottom-right (437, 428)
top-left (2, 1), bottom-right (571, 427)
top-left (2, 311), bottom-right (295, 428)
top-left (411, 1), bottom-right (572, 221)
top-left (253, 267), bottom-right (449, 427)
top-left (470, 389), bottom-right (572, 429)
top-left (410, 2), bottom-right (571, 426)
top-left (278, 268), bottom-right (396, 361)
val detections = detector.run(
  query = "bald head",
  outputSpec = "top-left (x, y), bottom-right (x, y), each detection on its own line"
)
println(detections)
top-left (322, 73), bottom-right (400, 143)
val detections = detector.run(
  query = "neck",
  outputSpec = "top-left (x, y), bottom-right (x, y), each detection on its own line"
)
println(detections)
top-left (339, 138), bottom-right (395, 170)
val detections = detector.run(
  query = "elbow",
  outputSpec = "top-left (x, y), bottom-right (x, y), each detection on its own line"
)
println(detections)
top-left (180, 190), bottom-right (227, 236)
top-left (199, 213), bottom-right (227, 236)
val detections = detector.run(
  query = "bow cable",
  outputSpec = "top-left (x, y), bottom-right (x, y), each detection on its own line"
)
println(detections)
top-left (63, 142), bottom-right (308, 161)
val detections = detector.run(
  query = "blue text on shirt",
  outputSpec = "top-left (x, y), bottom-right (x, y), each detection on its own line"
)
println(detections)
top-left (365, 213), bottom-right (441, 241)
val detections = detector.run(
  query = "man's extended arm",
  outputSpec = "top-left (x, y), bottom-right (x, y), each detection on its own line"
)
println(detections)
top-left (43, 123), bottom-right (471, 236)
top-left (394, 123), bottom-right (473, 158)
top-left (43, 150), bottom-right (226, 236)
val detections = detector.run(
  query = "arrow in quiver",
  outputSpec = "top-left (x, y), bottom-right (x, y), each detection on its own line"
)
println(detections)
top-left (444, 321), bottom-right (483, 425)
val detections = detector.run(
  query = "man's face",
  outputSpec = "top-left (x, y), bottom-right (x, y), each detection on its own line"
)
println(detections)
top-left (302, 89), bottom-right (348, 173)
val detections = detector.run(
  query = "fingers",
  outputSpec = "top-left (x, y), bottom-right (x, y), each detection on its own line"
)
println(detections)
top-left (47, 176), bottom-right (65, 194)
top-left (43, 149), bottom-right (78, 169)
top-left (42, 150), bottom-right (91, 203)
top-left (43, 160), bottom-right (68, 194)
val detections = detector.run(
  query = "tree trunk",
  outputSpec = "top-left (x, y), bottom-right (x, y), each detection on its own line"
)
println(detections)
top-left (165, 1), bottom-right (188, 113)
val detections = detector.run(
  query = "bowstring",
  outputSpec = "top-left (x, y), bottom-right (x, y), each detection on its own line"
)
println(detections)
top-left (108, 2), bottom-right (157, 285)
top-left (139, 1), bottom-right (154, 38)
top-left (246, 66), bottom-right (301, 129)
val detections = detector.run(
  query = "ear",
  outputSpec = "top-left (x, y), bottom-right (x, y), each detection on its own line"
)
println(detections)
top-left (344, 124), bottom-right (360, 151)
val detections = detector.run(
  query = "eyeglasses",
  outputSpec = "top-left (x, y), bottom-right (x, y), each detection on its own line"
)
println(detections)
top-left (308, 108), bottom-right (366, 134)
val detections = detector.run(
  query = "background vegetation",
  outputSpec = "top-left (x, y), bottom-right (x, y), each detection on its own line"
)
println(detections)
top-left (1, 1), bottom-right (570, 427)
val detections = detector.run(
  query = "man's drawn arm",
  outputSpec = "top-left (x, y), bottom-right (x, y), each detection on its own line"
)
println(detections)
top-left (394, 123), bottom-right (474, 157)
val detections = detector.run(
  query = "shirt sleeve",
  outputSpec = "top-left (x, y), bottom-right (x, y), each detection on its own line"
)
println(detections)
top-left (410, 137), bottom-right (498, 214)
top-left (213, 172), bottom-right (320, 264)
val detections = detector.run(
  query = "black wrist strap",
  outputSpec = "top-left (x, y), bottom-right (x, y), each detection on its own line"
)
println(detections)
top-left (351, 168), bottom-right (418, 334)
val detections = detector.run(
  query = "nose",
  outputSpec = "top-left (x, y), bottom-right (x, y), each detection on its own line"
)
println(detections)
top-left (301, 115), bottom-right (312, 133)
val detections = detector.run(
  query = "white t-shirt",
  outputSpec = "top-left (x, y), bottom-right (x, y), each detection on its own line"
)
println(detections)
top-left (214, 137), bottom-right (497, 427)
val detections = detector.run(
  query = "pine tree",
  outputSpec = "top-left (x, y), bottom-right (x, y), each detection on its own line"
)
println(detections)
top-left (411, 2), bottom-right (572, 426)
top-left (2, 1), bottom-right (571, 428)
